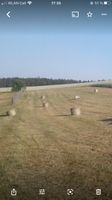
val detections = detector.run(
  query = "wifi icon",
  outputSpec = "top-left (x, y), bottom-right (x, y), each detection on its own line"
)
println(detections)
top-left (27, 1), bottom-right (32, 5)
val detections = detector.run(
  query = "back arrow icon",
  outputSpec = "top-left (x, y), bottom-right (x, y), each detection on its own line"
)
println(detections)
top-left (7, 11), bottom-right (11, 18)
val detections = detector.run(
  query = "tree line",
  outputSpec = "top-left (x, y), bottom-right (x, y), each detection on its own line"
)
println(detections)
top-left (0, 77), bottom-right (88, 88)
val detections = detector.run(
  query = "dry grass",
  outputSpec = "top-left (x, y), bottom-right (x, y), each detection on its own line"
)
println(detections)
top-left (0, 87), bottom-right (112, 200)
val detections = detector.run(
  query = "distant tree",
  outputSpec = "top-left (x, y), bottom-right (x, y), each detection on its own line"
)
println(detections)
top-left (12, 79), bottom-right (25, 92)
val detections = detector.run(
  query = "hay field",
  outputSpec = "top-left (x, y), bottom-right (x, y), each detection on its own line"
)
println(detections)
top-left (0, 86), bottom-right (112, 200)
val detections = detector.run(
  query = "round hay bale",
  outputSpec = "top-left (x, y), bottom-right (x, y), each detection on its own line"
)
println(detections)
top-left (94, 89), bottom-right (98, 93)
top-left (70, 107), bottom-right (81, 116)
top-left (8, 109), bottom-right (16, 117)
top-left (74, 95), bottom-right (80, 100)
top-left (75, 107), bottom-right (81, 116)
top-left (43, 102), bottom-right (49, 108)
top-left (41, 95), bottom-right (46, 100)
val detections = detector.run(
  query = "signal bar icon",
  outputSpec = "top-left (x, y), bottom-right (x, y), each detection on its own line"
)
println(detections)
top-left (27, 1), bottom-right (32, 5)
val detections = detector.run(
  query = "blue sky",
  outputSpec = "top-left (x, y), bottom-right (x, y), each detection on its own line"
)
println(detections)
top-left (0, 31), bottom-right (112, 80)
top-left (0, 0), bottom-right (112, 80)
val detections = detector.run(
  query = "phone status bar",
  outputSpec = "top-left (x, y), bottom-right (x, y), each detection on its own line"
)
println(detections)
top-left (0, 0), bottom-right (112, 33)
top-left (0, 0), bottom-right (112, 6)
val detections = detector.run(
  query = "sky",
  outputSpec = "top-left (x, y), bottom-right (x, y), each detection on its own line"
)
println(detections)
top-left (0, 0), bottom-right (112, 81)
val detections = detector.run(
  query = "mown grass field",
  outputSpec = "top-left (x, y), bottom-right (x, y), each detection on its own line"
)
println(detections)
top-left (0, 86), bottom-right (112, 200)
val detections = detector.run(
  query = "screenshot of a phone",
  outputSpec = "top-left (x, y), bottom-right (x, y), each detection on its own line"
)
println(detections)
top-left (0, 0), bottom-right (112, 199)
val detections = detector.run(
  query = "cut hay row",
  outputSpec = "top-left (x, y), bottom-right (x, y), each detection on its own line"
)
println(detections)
top-left (12, 89), bottom-right (26, 105)
top-left (2, 89), bottom-right (26, 117)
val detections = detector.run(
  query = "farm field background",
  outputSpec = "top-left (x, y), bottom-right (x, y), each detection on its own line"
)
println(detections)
top-left (0, 86), bottom-right (112, 200)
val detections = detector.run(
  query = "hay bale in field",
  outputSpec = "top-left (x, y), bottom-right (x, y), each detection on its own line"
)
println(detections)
top-left (75, 107), bottom-right (81, 116)
top-left (94, 88), bottom-right (98, 93)
top-left (41, 95), bottom-right (46, 100)
top-left (7, 109), bottom-right (16, 117)
top-left (42, 102), bottom-right (49, 108)
top-left (74, 95), bottom-right (80, 100)
top-left (70, 107), bottom-right (81, 116)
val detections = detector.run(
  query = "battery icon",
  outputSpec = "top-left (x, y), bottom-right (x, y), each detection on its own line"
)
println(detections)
top-left (104, 1), bottom-right (111, 5)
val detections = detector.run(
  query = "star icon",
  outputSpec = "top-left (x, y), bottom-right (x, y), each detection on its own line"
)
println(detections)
top-left (87, 11), bottom-right (93, 18)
